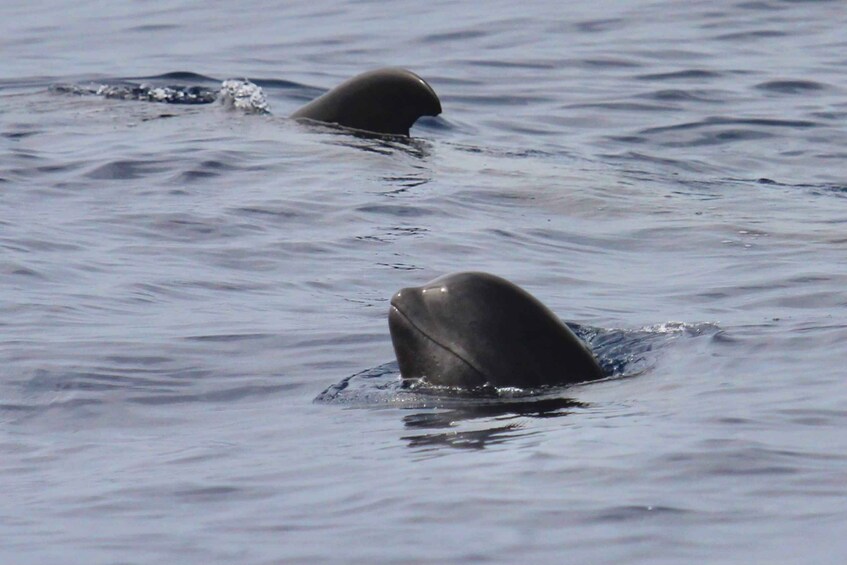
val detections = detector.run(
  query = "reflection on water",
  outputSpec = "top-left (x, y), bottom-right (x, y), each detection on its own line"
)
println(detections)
top-left (401, 396), bottom-right (584, 450)
top-left (403, 423), bottom-right (524, 450)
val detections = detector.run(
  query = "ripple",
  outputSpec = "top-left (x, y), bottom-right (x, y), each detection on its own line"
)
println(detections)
top-left (590, 505), bottom-right (693, 523)
top-left (85, 159), bottom-right (169, 180)
top-left (567, 102), bottom-right (671, 113)
top-left (2, 238), bottom-right (82, 253)
top-left (573, 18), bottom-right (625, 33)
top-left (129, 383), bottom-right (301, 405)
top-left (356, 204), bottom-right (436, 218)
top-left (637, 69), bottom-right (723, 81)
top-left (173, 485), bottom-right (252, 503)
top-left (755, 79), bottom-right (827, 94)
top-left (462, 59), bottom-right (556, 70)
top-left (637, 89), bottom-right (722, 103)
top-left (632, 116), bottom-right (821, 147)
top-left (117, 212), bottom-right (260, 242)
top-left (184, 333), bottom-right (273, 343)
top-left (715, 29), bottom-right (787, 41)
top-left (576, 58), bottom-right (643, 69)
top-left (0, 263), bottom-right (46, 279)
top-left (640, 117), bottom-right (819, 134)
top-left (421, 29), bottom-right (487, 43)
top-left (125, 24), bottom-right (182, 33)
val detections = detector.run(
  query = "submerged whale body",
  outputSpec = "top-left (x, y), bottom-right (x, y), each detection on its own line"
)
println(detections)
top-left (291, 68), bottom-right (442, 136)
top-left (388, 272), bottom-right (605, 390)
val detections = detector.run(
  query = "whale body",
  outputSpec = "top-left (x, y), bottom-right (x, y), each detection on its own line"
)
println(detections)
top-left (291, 68), bottom-right (441, 136)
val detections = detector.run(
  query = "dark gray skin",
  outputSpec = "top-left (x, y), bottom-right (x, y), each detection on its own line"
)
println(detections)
top-left (389, 272), bottom-right (605, 390)
top-left (290, 68), bottom-right (441, 136)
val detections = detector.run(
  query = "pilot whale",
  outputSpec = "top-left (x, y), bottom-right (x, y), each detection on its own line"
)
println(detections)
top-left (291, 67), bottom-right (441, 136)
top-left (388, 272), bottom-right (605, 390)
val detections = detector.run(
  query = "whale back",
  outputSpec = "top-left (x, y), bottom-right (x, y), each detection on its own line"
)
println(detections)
top-left (290, 68), bottom-right (441, 136)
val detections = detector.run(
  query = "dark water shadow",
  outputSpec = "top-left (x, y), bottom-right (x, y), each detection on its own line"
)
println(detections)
top-left (745, 177), bottom-right (847, 198)
top-left (299, 121), bottom-right (436, 160)
top-left (400, 396), bottom-right (584, 450)
top-left (402, 424), bottom-right (524, 450)
top-left (402, 397), bottom-right (585, 428)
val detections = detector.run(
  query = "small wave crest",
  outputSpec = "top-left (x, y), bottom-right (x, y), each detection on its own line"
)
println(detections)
top-left (49, 78), bottom-right (270, 114)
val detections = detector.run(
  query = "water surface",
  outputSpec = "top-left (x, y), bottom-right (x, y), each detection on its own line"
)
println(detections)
top-left (2, 1), bottom-right (846, 563)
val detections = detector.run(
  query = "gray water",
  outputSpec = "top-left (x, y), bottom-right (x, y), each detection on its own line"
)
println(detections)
top-left (2, 1), bottom-right (847, 563)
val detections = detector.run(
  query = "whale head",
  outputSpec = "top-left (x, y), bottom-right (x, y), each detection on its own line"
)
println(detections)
top-left (389, 272), bottom-right (605, 390)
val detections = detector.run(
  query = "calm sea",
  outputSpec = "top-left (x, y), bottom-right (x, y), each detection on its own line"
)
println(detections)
top-left (2, 1), bottom-right (846, 563)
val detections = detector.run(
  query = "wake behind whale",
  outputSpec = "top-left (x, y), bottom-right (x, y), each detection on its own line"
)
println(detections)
top-left (50, 67), bottom-right (442, 136)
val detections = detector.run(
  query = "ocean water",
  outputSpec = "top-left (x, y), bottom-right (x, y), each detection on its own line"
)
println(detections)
top-left (2, 1), bottom-right (847, 563)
